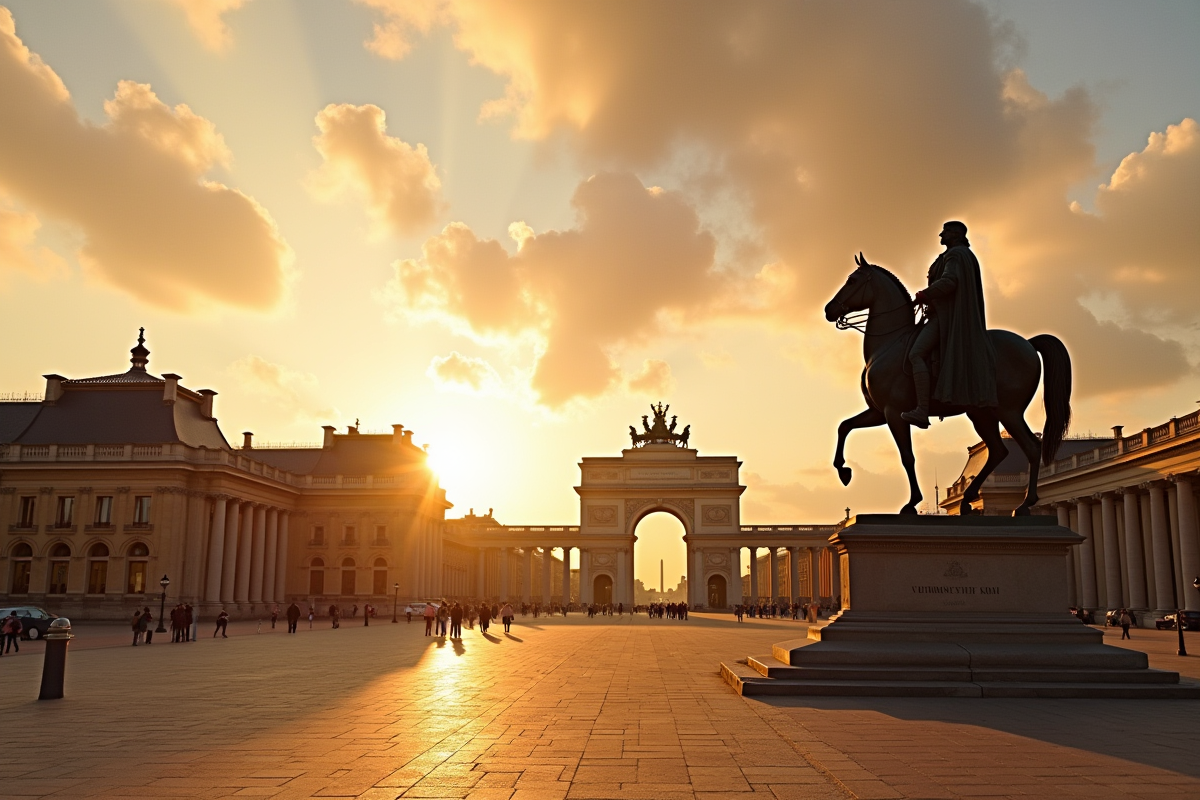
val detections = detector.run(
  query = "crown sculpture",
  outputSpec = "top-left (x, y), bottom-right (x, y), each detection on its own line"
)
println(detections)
top-left (629, 402), bottom-right (691, 448)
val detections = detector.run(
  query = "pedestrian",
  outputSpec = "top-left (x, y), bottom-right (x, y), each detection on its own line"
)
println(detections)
top-left (1120, 609), bottom-right (1133, 640)
top-left (141, 607), bottom-right (154, 644)
top-left (436, 603), bottom-right (449, 637)
top-left (405, 605), bottom-right (413, 623)
top-left (214, 609), bottom-right (229, 638)
top-left (330, 604), bottom-right (340, 629)
top-left (184, 603), bottom-right (194, 642)
top-left (501, 602), bottom-right (514, 633)
top-left (364, 603), bottom-right (371, 627)
top-left (132, 609), bottom-right (143, 646)
top-left (286, 601), bottom-right (301, 634)
top-left (271, 605), bottom-right (279, 629)
top-left (2, 611), bottom-right (22, 654)
top-left (479, 604), bottom-right (490, 635)
top-left (423, 603), bottom-right (436, 636)
top-left (450, 602), bottom-right (463, 638)
top-left (308, 606), bottom-right (314, 629)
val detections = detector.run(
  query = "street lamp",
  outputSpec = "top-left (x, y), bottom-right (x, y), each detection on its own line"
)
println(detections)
top-left (392, 582), bottom-right (399, 623)
top-left (1175, 576), bottom-right (1199, 657)
top-left (155, 575), bottom-right (170, 634)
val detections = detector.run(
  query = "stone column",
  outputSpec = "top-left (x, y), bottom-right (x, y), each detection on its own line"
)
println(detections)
top-left (1146, 482), bottom-right (1176, 615)
top-left (541, 547), bottom-right (552, 605)
top-left (1099, 493), bottom-right (1123, 610)
top-left (183, 492), bottom-right (207, 602)
top-left (787, 547), bottom-right (800, 601)
top-left (220, 500), bottom-right (240, 604)
top-left (731, 547), bottom-right (743, 605)
top-left (1119, 489), bottom-right (1148, 610)
top-left (436, 523), bottom-right (444, 596)
top-left (809, 547), bottom-right (821, 600)
top-left (523, 548), bottom-right (533, 603)
top-left (249, 505), bottom-right (267, 605)
top-left (262, 508), bottom-right (279, 605)
top-left (1074, 498), bottom-right (1098, 609)
top-left (580, 549), bottom-right (591, 604)
top-left (748, 546), bottom-right (759, 602)
top-left (500, 547), bottom-right (510, 601)
top-left (235, 504), bottom-right (255, 604)
top-left (477, 548), bottom-right (487, 598)
top-left (1173, 474), bottom-right (1199, 611)
top-left (694, 547), bottom-right (705, 606)
top-left (204, 496), bottom-right (228, 603)
top-left (562, 546), bottom-right (572, 605)
top-left (768, 548), bottom-right (780, 602)
top-left (1056, 503), bottom-right (1076, 606)
top-left (274, 511), bottom-right (289, 601)
top-left (830, 546), bottom-right (842, 606)
top-left (615, 548), bottom-right (627, 606)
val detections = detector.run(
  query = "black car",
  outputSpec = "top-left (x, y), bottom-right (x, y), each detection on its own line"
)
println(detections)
top-left (1155, 610), bottom-right (1200, 631)
top-left (0, 606), bottom-right (59, 640)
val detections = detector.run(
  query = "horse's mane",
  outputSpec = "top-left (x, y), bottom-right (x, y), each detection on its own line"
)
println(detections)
top-left (869, 263), bottom-right (911, 304)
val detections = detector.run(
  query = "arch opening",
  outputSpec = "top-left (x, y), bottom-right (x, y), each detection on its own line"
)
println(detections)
top-left (593, 574), bottom-right (613, 606)
top-left (707, 574), bottom-right (727, 608)
top-left (632, 511), bottom-right (686, 605)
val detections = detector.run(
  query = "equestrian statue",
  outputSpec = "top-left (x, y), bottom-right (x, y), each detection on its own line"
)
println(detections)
top-left (824, 221), bottom-right (1071, 516)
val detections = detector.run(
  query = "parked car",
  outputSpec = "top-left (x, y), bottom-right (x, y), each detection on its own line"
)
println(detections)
top-left (0, 606), bottom-right (60, 640)
top-left (1155, 611), bottom-right (1200, 631)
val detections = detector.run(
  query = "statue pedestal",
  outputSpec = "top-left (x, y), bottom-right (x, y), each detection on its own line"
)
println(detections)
top-left (721, 515), bottom-right (1200, 697)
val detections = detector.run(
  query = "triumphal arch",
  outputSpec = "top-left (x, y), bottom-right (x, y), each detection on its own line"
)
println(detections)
top-left (444, 403), bottom-right (840, 609)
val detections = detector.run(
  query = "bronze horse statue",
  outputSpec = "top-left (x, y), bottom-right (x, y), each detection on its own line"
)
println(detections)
top-left (824, 255), bottom-right (1071, 515)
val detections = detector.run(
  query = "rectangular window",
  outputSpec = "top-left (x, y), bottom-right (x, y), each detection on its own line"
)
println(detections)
top-left (375, 525), bottom-right (387, 544)
top-left (309, 569), bottom-right (324, 595)
top-left (56, 496), bottom-right (74, 527)
top-left (344, 525), bottom-right (356, 545)
top-left (87, 560), bottom-right (108, 594)
top-left (10, 561), bottom-right (31, 594)
top-left (133, 496), bottom-right (151, 525)
top-left (312, 526), bottom-right (325, 545)
top-left (127, 561), bottom-right (147, 594)
top-left (48, 561), bottom-right (69, 594)
top-left (18, 496), bottom-right (36, 527)
top-left (373, 568), bottom-right (387, 595)
top-left (341, 568), bottom-right (356, 596)
top-left (95, 496), bottom-right (113, 525)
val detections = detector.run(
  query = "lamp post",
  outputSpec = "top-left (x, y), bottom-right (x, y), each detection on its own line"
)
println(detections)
top-left (155, 575), bottom-right (170, 634)
top-left (392, 582), bottom-right (399, 623)
top-left (1180, 576), bottom-right (1200, 657)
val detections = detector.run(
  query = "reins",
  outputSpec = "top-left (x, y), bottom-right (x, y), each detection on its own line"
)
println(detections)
top-left (833, 268), bottom-right (918, 336)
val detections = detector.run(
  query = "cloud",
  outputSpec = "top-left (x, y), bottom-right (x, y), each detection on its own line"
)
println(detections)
top-left (228, 355), bottom-right (337, 424)
top-left (387, 172), bottom-right (721, 406)
top-left (309, 103), bottom-right (443, 236)
top-left (163, 0), bottom-right (251, 52)
top-left (626, 359), bottom-right (674, 396)
top-left (0, 8), bottom-right (290, 310)
top-left (427, 351), bottom-right (500, 393)
top-left (0, 202), bottom-right (64, 279)
top-left (361, 1), bottom-right (1200, 399)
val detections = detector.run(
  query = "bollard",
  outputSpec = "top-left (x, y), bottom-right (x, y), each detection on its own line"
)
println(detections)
top-left (38, 618), bottom-right (74, 701)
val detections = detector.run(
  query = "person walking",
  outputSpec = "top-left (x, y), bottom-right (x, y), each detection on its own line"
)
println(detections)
top-left (270, 605), bottom-right (279, 630)
top-left (423, 603), bottom-right (436, 636)
top-left (330, 605), bottom-right (340, 629)
top-left (214, 609), bottom-right (229, 638)
top-left (405, 605), bottom-right (413, 623)
top-left (436, 603), bottom-right (449, 637)
top-left (184, 603), bottom-right (195, 642)
top-left (286, 602), bottom-right (301, 634)
top-left (479, 603), bottom-right (490, 635)
top-left (141, 607), bottom-right (154, 644)
top-left (364, 603), bottom-right (371, 627)
top-left (1119, 609), bottom-right (1133, 640)
top-left (2, 611), bottom-right (22, 654)
top-left (450, 602), bottom-right (463, 638)
top-left (501, 602), bottom-right (514, 633)
top-left (131, 609), bottom-right (143, 646)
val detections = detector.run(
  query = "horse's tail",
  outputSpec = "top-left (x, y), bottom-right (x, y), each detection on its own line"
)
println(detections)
top-left (1031, 334), bottom-right (1072, 465)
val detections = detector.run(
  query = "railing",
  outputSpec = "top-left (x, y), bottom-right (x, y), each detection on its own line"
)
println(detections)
top-left (22, 445), bottom-right (49, 458)
top-left (1149, 423), bottom-right (1172, 444)
top-left (58, 445), bottom-right (87, 458)
top-left (132, 445), bottom-right (162, 457)
top-left (312, 476), bottom-right (336, 485)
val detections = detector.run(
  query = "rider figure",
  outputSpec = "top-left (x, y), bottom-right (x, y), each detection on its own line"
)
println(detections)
top-left (901, 221), bottom-right (997, 429)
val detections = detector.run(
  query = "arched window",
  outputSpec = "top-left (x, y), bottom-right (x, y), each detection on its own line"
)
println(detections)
top-left (48, 543), bottom-right (71, 594)
top-left (9, 543), bottom-right (32, 594)
top-left (309, 557), bottom-right (325, 595)
top-left (87, 542), bottom-right (109, 594)
top-left (341, 557), bottom-right (356, 596)
top-left (372, 557), bottom-right (388, 595)
top-left (126, 542), bottom-right (149, 594)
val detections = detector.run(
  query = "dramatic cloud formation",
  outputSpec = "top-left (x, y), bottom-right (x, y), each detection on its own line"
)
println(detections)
top-left (627, 359), bottom-right (674, 397)
top-left (0, 204), bottom-right (63, 279)
top-left (164, 0), bottom-right (251, 52)
top-left (228, 355), bottom-right (337, 424)
top-left (427, 351), bottom-right (500, 393)
top-left (388, 172), bottom-right (721, 406)
top-left (309, 103), bottom-right (443, 236)
top-left (362, 0), bottom-right (1200, 399)
top-left (0, 8), bottom-right (290, 310)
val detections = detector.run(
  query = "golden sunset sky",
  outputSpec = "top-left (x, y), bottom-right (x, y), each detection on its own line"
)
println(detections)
top-left (1, 1), bottom-right (1197, 589)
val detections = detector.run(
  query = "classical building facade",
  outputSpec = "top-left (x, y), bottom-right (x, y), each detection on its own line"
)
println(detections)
top-left (0, 333), bottom-right (450, 619)
top-left (943, 409), bottom-right (1200, 615)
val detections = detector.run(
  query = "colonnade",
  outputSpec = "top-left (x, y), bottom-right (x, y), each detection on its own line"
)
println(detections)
top-left (741, 545), bottom-right (839, 606)
top-left (412, 517), bottom-right (441, 598)
top-left (1048, 472), bottom-right (1199, 614)
top-left (203, 495), bottom-right (289, 609)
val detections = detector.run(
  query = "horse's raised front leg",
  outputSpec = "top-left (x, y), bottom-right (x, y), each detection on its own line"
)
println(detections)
top-left (833, 407), bottom-right (886, 486)
top-left (960, 411), bottom-right (1006, 515)
top-left (884, 410), bottom-right (921, 514)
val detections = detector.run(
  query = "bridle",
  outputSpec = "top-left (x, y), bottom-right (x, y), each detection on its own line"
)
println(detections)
top-left (832, 267), bottom-right (917, 336)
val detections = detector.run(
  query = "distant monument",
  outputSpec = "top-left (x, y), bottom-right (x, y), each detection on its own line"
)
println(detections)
top-left (721, 224), bottom-right (1199, 698)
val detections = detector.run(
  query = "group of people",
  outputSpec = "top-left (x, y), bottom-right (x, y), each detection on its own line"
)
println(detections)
top-left (167, 603), bottom-right (196, 642)
top-left (1, 611), bottom-right (23, 655)
top-left (734, 600), bottom-right (834, 622)
top-left (641, 602), bottom-right (688, 620)
top-left (420, 600), bottom-right (516, 637)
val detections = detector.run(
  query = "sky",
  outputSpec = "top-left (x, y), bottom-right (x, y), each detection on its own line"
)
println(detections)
top-left (1, 0), bottom-right (1197, 589)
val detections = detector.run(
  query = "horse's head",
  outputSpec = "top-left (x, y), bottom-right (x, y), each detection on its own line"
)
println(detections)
top-left (824, 253), bottom-right (876, 323)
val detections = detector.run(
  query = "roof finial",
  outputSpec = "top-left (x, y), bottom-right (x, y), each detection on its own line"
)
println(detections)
top-left (130, 328), bottom-right (150, 372)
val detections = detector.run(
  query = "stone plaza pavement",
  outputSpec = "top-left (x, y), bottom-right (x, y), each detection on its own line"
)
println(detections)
top-left (1, 613), bottom-right (1198, 800)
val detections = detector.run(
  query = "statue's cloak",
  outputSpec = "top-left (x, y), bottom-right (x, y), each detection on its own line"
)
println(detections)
top-left (921, 245), bottom-right (997, 407)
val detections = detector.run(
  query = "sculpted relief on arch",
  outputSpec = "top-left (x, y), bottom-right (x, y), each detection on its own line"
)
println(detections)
top-left (625, 498), bottom-right (694, 532)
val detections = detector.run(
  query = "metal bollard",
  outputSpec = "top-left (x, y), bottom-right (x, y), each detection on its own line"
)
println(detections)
top-left (38, 618), bottom-right (74, 701)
